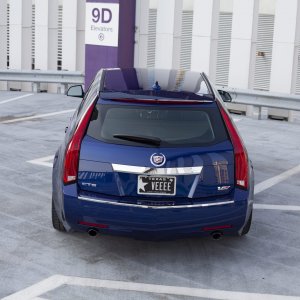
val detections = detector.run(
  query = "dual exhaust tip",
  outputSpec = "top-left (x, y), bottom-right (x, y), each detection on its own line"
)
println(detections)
top-left (88, 228), bottom-right (223, 240)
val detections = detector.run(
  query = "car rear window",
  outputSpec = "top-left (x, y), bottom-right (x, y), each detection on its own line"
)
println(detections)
top-left (86, 104), bottom-right (228, 148)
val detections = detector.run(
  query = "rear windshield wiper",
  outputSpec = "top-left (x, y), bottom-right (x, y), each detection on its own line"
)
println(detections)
top-left (113, 134), bottom-right (161, 146)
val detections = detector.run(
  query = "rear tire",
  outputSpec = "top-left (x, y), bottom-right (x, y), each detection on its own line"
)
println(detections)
top-left (241, 210), bottom-right (252, 235)
top-left (52, 198), bottom-right (66, 232)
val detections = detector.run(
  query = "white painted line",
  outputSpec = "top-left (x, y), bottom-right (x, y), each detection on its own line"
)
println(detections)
top-left (0, 93), bottom-right (33, 105)
top-left (254, 164), bottom-right (300, 195)
top-left (254, 204), bottom-right (300, 211)
top-left (2, 275), bottom-right (299, 300)
top-left (1, 275), bottom-right (67, 300)
top-left (27, 155), bottom-right (54, 168)
top-left (0, 109), bottom-right (75, 124)
top-left (0, 211), bottom-right (52, 231)
top-left (66, 276), bottom-right (300, 300)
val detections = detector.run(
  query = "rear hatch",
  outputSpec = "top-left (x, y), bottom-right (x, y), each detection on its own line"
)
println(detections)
top-left (77, 101), bottom-right (234, 204)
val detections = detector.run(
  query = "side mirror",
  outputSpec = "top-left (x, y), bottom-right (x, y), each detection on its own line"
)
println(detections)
top-left (67, 85), bottom-right (84, 98)
top-left (218, 90), bottom-right (232, 102)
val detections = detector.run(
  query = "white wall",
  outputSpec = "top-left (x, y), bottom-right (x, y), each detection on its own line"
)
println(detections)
top-left (134, 0), bottom-right (150, 68)
top-left (220, 0), bottom-right (233, 13)
top-left (0, 0), bottom-right (85, 92)
top-left (270, 0), bottom-right (299, 93)
top-left (0, 0), bottom-right (7, 90)
top-left (155, 0), bottom-right (183, 69)
top-left (190, 0), bottom-right (220, 81)
top-left (2, 0), bottom-right (300, 95)
top-left (259, 0), bottom-right (276, 14)
top-left (9, 0), bottom-right (32, 91)
top-left (228, 0), bottom-right (259, 89)
top-left (183, 0), bottom-right (193, 11)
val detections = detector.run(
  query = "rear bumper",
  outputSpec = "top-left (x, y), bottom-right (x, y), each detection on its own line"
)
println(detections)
top-left (62, 185), bottom-right (251, 238)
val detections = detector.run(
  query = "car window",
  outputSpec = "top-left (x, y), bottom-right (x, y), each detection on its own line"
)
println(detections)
top-left (100, 69), bottom-right (214, 101)
top-left (87, 104), bottom-right (228, 148)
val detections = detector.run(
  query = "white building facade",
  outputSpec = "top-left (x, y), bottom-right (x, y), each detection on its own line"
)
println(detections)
top-left (1, 0), bottom-right (300, 94)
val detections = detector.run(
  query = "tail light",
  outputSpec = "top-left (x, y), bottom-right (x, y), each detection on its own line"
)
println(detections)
top-left (218, 102), bottom-right (249, 189)
top-left (63, 102), bottom-right (96, 185)
top-left (203, 224), bottom-right (233, 231)
top-left (78, 221), bottom-right (109, 229)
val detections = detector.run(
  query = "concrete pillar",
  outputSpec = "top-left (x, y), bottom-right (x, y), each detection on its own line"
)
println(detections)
top-left (228, 0), bottom-right (259, 89)
top-left (35, 0), bottom-right (59, 92)
top-left (48, 0), bottom-right (59, 93)
top-left (134, 0), bottom-right (150, 68)
top-left (35, 0), bottom-right (49, 70)
top-left (155, 0), bottom-right (183, 69)
top-left (9, 0), bottom-right (32, 91)
top-left (48, 0), bottom-right (58, 71)
top-left (62, 0), bottom-right (78, 71)
top-left (0, 0), bottom-right (7, 90)
top-left (190, 0), bottom-right (220, 81)
top-left (270, 0), bottom-right (299, 94)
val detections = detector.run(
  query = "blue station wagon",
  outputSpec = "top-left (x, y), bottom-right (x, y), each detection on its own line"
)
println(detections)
top-left (52, 68), bottom-right (254, 240)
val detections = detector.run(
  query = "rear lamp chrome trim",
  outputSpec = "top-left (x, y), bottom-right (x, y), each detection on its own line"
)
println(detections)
top-left (112, 164), bottom-right (203, 175)
top-left (78, 196), bottom-right (234, 209)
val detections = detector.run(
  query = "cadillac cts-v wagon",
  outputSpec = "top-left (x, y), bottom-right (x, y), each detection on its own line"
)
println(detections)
top-left (52, 68), bottom-right (254, 240)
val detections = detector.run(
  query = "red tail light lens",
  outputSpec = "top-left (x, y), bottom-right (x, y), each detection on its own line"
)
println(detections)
top-left (203, 224), bottom-right (233, 231)
top-left (218, 102), bottom-right (249, 189)
top-left (63, 102), bottom-right (96, 185)
top-left (78, 221), bottom-right (109, 229)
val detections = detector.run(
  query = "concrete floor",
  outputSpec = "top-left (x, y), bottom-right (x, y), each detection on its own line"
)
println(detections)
top-left (0, 91), bottom-right (300, 300)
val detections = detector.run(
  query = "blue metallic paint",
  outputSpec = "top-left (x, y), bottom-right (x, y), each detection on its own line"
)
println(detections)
top-left (52, 70), bottom-right (254, 239)
top-left (61, 183), bottom-right (249, 239)
top-left (77, 137), bottom-right (235, 199)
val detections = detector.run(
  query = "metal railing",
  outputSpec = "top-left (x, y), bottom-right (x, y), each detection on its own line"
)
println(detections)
top-left (218, 87), bottom-right (300, 122)
top-left (0, 69), bottom-right (84, 93)
top-left (0, 69), bottom-right (299, 122)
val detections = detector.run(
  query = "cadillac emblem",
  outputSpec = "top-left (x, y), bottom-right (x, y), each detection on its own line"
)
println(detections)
top-left (150, 153), bottom-right (166, 167)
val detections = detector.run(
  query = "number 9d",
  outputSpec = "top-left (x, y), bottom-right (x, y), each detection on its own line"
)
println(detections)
top-left (92, 8), bottom-right (112, 24)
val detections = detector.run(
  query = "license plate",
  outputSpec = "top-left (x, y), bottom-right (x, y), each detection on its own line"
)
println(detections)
top-left (137, 175), bottom-right (176, 196)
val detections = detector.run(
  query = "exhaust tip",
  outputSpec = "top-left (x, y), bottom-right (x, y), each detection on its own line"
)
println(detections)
top-left (87, 228), bottom-right (98, 237)
top-left (211, 231), bottom-right (223, 240)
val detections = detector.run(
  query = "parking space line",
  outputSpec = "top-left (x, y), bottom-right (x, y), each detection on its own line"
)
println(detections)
top-left (254, 204), bottom-right (300, 211)
top-left (0, 93), bottom-right (33, 105)
top-left (27, 156), bottom-right (54, 168)
top-left (1, 275), bottom-right (67, 300)
top-left (2, 274), bottom-right (299, 300)
top-left (254, 164), bottom-right (300, 195)
top-left (0, 109), bottom-right (75, 124)
top-left (0, 211), bottom-right (52, 231)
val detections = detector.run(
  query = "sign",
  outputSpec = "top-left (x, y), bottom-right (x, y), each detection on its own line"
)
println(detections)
top-left (85, 3), bottom-right (119, 47)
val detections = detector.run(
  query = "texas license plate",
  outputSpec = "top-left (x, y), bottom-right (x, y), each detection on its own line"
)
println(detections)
top-left (137, 176), bottom-right (176, 196)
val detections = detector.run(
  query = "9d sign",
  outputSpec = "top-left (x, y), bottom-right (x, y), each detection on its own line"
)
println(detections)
top-left (85, 3), bottom-right (119, 47)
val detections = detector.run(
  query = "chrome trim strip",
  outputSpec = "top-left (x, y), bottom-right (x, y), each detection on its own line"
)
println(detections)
top-left (78, 196), bottom-right (234, 209)
top-left (112, 164), bottom-right (203, 175)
